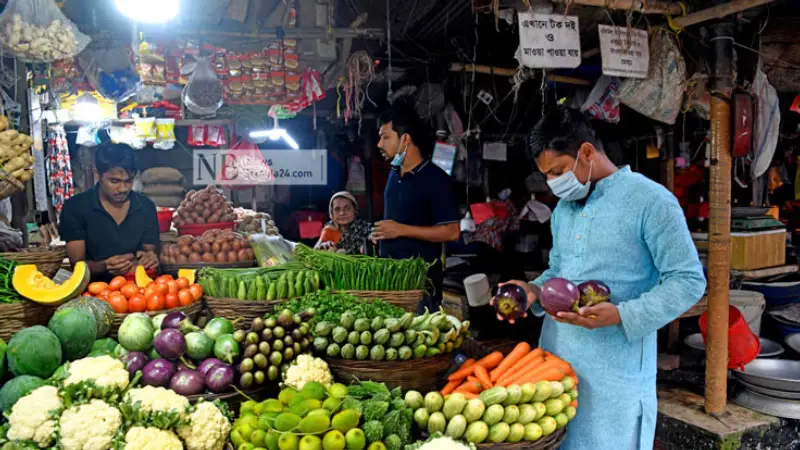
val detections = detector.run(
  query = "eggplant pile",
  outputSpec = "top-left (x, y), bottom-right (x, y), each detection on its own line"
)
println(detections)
top-left (539, 278), bottom-right (611, 316)
top-left (116, 311), bottom-right (241, 395)
top-left (232, 309), bottom-right (315, 388)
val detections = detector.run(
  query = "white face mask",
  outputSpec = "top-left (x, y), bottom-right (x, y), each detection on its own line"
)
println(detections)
top-left (391, 142), bottom-right (408, 167)
top-left (547, 157), bottom-right (593, 201)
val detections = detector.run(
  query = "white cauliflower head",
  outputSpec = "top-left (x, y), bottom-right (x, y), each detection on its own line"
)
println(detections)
top-left (284, 355), bottom-right (332, 389)
top-left (59, 399), bottom-right (123, 450)
top-left (64, 355), bottom-right (130, 391)
top-left (177, 401), bottom-right (232, 450)
top-left (123, 386), bottom-right (190, 418)
top-left (123, 426), bottom-right (183, 450)
top-left (6, 385), bottom-right (63, 448)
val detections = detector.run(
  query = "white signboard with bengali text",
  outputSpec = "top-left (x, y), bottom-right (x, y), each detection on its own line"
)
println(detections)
top-left (516, 12), bottom-right (581, 69)
top-left (598, 25), bottom-right (649, 78)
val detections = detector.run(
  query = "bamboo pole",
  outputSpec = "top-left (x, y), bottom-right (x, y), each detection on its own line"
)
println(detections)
top-left (673, 0), bottom-right (777, 28)
top-left (551, 0), bottom-right (682, 14)
top-left (448, 63), bottom-right (592, 85)
top-left (705, 23), bottom-right (734, 416)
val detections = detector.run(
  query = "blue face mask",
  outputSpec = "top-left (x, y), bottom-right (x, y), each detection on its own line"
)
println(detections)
top-left (391, 143), bottom-right (408, 167)
top-left (547, 158), bottom-right (593, 201)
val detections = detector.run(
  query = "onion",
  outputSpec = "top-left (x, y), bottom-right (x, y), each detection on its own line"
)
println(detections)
top-left (539, 278), bottom-right (580, 316)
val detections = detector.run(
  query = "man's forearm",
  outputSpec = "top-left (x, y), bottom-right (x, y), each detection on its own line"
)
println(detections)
top-left (401, 223), bottom-right (460, 243)
top-left (84, 260), bottom-right (107, 275)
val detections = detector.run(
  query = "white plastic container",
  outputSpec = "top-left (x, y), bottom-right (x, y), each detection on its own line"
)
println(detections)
top-left (730, 290), bottom-right (766, 336)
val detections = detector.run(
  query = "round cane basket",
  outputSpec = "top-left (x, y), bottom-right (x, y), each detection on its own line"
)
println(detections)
top-left (0, 176), bottom-right (24, 202)
top-left (108, 302), bottom-right (203, 338)
top-left (0, 246), bottom-right (67, 278)
top-left (477, 428), bottom-right (566, 450)
top-left (324, 352), bottom-right (454, 392)
top-left (204, 296), bottom-right (284, 326)
top-left (0, 302), bottom-right (56, 340)
top-left (343, 290), bottom-right (425, 312)
top-left (186, 385), bottom-right (273, 404)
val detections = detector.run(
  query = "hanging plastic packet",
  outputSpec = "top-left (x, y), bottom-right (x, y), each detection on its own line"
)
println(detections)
top-left (0, 0), bottom-right (91, 62)
top-left (187, 125), bottom-right (206, 146)
top-left (134, 117), bottom-right (157, 142)
top-left (182, 57), bottom-right (224, 116)
top-left (76, 125), bottom-right (100, 147)
top-left (205, 125), bottom-right (227, 147)
top-left (154, 118), bottom-right (176, 150)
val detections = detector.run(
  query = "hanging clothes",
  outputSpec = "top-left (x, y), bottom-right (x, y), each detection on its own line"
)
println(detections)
top-left (46, 124), bottom-right (75, 216)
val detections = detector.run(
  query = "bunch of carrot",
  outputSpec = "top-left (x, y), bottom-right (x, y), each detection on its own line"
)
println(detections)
top-left (441, 342), bottom-right (579, 397)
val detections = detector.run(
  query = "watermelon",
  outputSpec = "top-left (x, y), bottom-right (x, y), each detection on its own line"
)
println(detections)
top-left (49, 308), bottom-right (98, 361)
top-left (0, 337), bottom-right (6, 380)
top-left (7, 326), bottom-right (62, 378)
top-left (57, 296), bottom-right (115, 338)
top-left (0, 375), bottom-right (44, 412)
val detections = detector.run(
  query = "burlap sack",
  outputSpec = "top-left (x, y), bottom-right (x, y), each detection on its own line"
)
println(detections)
top-left (148, 195), bottom-right (184, 208)
top-left (142, 184), bottom-right (185, 196)
top-left (141, 167), bottom-right (185, 185)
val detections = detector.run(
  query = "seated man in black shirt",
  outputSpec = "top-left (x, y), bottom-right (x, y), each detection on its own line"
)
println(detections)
top-left (59, 144), bottom-right (160, 280)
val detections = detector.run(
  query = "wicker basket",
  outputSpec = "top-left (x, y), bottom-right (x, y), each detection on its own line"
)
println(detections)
top-left (0, 247), bottom-right (67, 278)
top-left (0, 302), bottom-right (56, 341)
top-left (186, 385), bottom-right (273, 403)
top-left (0, 176), bottom-right (24, 202)
top-left (344, 290), bottom-right (425, 312)
top-left (108, 302), bottom-right (203, 338)
top-left (324, 352), bottom-right (454, 392)
top-left (477, 428), bottom-right (566, 450)
top-left (204, 296), bottom-right (284, 327)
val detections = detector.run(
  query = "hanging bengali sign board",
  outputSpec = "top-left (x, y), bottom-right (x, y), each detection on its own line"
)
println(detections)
top-left (598, 25), bottom-right (650, 78)
top-left (515, 12), bottom-right (581, 69)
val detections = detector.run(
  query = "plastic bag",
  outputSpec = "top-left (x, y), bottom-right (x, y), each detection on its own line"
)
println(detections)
top-left (154, 118), bottom-right (175, 150)
top-left (250, 233), bottom-right (295, 267)
top-left (182, 57), bottom-right (223, 116)
top-left (0, 0), bottom-right (90, 62)
top-left (78, 44), bottom-right (142, 103)
top-left (345, 156), bottom-right (366, 194)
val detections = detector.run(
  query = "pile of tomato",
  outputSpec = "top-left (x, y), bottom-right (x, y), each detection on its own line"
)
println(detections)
top-left (84, 274), bottom-right (204, 314)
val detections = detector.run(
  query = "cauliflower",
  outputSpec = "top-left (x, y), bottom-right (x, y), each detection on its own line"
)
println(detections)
top-left (6, 386), bottom-right (63, 448)
top-left (417, 436), bottom-right (473, 450)
top-left (123, 426), bottom-right (183, 450)
top-left (64, 356), bottom-right (130, 390)
top-left (177, 401), bottom-right (232, 450)
top-left (123, 386), bottom-right (190, 418)
top-left (284, 355), bottom-right (332, 389)
top-left (59, 399), bottom-right (123, 450)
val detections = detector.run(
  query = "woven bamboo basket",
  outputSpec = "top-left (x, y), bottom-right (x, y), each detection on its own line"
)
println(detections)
top-left (186, 385), bottom-right (273, 404)
top-left (324, 352), bottom-right (454, 392)
top-left (477, 428), bottom-right (566, 450)
top-left (0, 302), bottom-right (56, 340)
top-left (0, 176), bottom-right (24, 202)
top-left (204, 296), bottom-right (284, 326)
top-left (343, 290), bottom-right (425, 312)
top-left (108, 302), bottom-right (203, 338)
top-left (0, 246), bottom-right (67, 278)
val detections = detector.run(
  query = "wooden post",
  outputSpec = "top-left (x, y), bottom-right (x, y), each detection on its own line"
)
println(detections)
top-left (674, 0), bottom-right (777, 28)
top-left (662, 130), bottom-right (680, 353)
top-left (705, 23), bottom-right (734, 416)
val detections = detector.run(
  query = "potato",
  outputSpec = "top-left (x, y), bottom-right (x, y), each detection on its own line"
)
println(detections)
top-left (227, 250), bottom-right (238, 262)
top-left (189, 253), bottom-right (202, 263)
top-left (215, 252), bottom-right (227, 263)
top-left (237, 249), bottom-right (249, 261)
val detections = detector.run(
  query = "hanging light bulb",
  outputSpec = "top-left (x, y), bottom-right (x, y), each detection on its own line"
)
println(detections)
top-left (249, 117), bottom-right (300, 149)
top-left (115, 0), bottom-right (180, 23)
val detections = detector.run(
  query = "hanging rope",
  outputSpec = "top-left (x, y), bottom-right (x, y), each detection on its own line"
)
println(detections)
top-left (342, 51), bottom-right (375, 134)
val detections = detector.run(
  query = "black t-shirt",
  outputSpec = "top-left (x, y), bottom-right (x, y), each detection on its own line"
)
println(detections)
top-left (59, 187), bottom-right (160, 277)
top-left (770, 183), bottom-right (795, 207)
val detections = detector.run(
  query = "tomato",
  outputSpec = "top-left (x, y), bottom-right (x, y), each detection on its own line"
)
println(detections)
top-left (107, 295), bottom-right (128, 313)
top-left (87, 282), bottom-right (109, 296)
top-left (98, 290), bottom-right (111, 300)
top-left (128, 295), bottom-right (147, 313)
top-left (120, 283), bottom-right (139, 299)
top-left (178, 289), bottom-right (194, 306)
top-left (165, 292), bottom-right (180, 309)
top-left (166, 280), bottom-right (180, 295)
top-left (156, 274), bottom-right (174, 284)
top-left (147, 292), bottom-right (166, 311)
top-left (188, 284), bottom-right (204, 301)
top-left (108, 276), bottom-right (127, 292)
top-left (154, 283), bottom-right (169, 296)
top-left (176, 277), bottom-right (190, 290)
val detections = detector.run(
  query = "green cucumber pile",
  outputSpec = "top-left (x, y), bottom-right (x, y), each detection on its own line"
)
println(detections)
top-left (197, 265), bottom-right (321, 301)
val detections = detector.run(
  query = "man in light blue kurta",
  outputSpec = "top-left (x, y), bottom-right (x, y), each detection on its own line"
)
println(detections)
top-left (500, 109), bottom-right (706, 450)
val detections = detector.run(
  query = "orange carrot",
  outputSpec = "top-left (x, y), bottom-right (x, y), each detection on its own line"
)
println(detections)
top-left (489, 342), bottom-right (531, 382)
top-left (467, 375), bottom-right (480, 383)
top-left (455, 381), bottom-right (482, 394)
top-left (506, 359), bottom-right (570, 385)
top-left (441, 379), bottom-right (461, 396)
top-left (459, 391), bottom-right (479, 399)
top-left (496, 351), bottom-right (546, 385)
top-left (497, 357), bottom-right (545, 386)
top-left (474, 365), bottom-right (493, 389)
top-left (447, 359), bottom-right (477, 382)
top-left (475, 352), bottom-right (504, 370)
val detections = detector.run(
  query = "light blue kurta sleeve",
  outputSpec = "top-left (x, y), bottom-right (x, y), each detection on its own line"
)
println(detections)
top-left (616, 193), bottom-right (707, 342)
top-left (529, 211), bottom-right (560, 317)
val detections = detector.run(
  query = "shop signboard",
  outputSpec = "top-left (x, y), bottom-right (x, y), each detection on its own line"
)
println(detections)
top-left (516, 12), bottom-right (581, 69)
top-left (598, 25), bottom-right (649, 78)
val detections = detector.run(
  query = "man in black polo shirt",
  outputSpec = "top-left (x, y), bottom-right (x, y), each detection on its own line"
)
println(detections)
top-left (59, 144), bottom-right (160, 281)
top-left (371, 102), bottom-right (460, 312)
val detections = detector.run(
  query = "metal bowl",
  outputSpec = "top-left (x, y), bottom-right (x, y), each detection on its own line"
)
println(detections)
top-left (784, 333), bottom-right (800, 354)
top-left (731, 386), bottom-right (800, 419)
top-left (683, 333), bottom-right (784, 357)
top-left (736, 379), bottom-right (800, 400)
top-left (732, 359), bottom-right (800, 392)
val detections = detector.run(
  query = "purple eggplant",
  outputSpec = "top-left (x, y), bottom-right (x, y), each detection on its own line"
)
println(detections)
top-left (578, 280), bottom-right (611, 308)
top-left (169, 369), bottom-right (206, 396)
top-left (154, 329), bottom-right (187, 360)
top-left (204, 364), bottom-right (234, 393)
top-left (161, 311), bottom-right (188, 330)
top-left (493, 284), bottom-right (529, 321)
top-left (123, 352), bottom-right (149, 376)
top-left (197, 358), bottom-right (225, 377)
top-left (141, 358), bottom-right (175, 387)
top-left (540, 277), bottom-right (580, 316)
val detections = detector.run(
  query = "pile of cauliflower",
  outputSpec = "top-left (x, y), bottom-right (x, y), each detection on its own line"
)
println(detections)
top-left (0, 356), bottom-right (232, 450)
top-left (284, 355), bottom-right (333, 390)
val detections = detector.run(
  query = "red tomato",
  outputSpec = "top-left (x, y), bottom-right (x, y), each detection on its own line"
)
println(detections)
top-left (155, 275), bottom-right (174, 284)
top-left (107, 295), bottom-right (128, 313)
top-left (166, 281), bottom-right (180, 294)
top-left (177, 289), bottom-right (194, 306)
top-left (165, 293), bottom-right (180, 309)
top-left (188, 284), bottom-right (204, 301)
top-left (108, 276), bottom-right (127, 292)
top-left (176, 277), bottom-right (190, 290)
top-left (120, 283), bottom-right (139, 299)
top-left (87, 282), bottom-right (109, 296)
top-left (154, 283), bottom-right (169, 296)
top-left (146, 293), bottom-right (165, 311)
top-left (128, 295), bottom-right (147, 313)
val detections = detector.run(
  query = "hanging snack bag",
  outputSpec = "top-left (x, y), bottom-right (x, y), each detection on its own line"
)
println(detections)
top-left (154, 118), bottom-right (176, 150)
top-left (187, 125), bottom-right (206, 146)
top-left (0, 0), bottom-right (90, 62)
top-left (134, 117), bottom-right (157, 142)
top-left (206, 125), bottom-right (227, 147)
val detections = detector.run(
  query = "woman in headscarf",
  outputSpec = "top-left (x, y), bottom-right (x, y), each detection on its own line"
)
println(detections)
top-left (315, 191), bottom-right (372, 254)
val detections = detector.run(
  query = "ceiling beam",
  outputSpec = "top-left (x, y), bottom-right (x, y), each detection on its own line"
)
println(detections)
top-left (551, 0), bottom-right (683, 15)
top-left (673, 0), bottom-right (776, 28)
top-left (132, 27), bottom-right (385, 40)
top-left (449, 63), bottom-right (592, 86)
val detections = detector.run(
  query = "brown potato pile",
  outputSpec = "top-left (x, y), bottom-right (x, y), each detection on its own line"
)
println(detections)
top-left (172, 184), bottom-right (237, 227)
top-left (236, 213), bottom-right (281, 235)
top-left (160, 229), bottom-right (255, 265)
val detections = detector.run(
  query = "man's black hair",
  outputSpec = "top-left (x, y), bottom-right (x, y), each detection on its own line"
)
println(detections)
top-left (95, 143), bottom-right (137, 176)
top-left (379, 98), bottom-right (434, 158)
top-left (526, 107), bottom-right (601, 161)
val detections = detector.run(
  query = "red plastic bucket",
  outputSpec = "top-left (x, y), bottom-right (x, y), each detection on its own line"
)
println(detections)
top-left (699, 305), bottom-right (761, 370)
top-left (157, 208), bottom-right (175, 233)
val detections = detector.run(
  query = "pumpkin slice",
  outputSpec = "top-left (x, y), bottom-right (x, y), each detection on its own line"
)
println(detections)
top-left (13, 262), bottom-right (90, 306)
top-left (178, 269), bottom-right (196, 284)
top-left (135, 265), bottom-right (154, 288)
